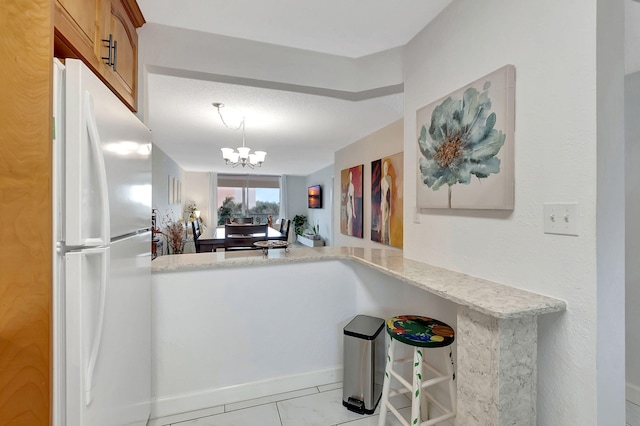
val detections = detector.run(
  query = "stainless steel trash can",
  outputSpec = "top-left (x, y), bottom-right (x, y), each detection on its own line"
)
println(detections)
top-left (342, 315), bottom-right (385, 415)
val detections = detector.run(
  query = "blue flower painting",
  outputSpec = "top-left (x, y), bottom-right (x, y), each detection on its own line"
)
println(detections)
top-left (416, 65), bottom-right (515, 209)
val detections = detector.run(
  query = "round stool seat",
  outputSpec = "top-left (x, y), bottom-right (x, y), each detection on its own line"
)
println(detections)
top-left (386, 315), bottom-right (455, 348)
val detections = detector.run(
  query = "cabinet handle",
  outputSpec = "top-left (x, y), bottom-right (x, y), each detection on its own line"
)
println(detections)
top-left (112, 40), bottom-right (117, 72)
top-left (101, 34), bottom-right (113, 66)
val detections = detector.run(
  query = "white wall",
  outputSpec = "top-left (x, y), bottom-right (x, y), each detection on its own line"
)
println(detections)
top-left (625, 0), bottom-right (640, 411)
top-left (333, 119), bottom-right (403, 249)
top-left (152, 144), bottom-right (185, 221)
top-left (306, 165), bottom-right (334, 245)
top-left (627, 71), bottom-right (640, 406)
top-left (284, 174), bottom-right (308, 222)
top-left (402, 0), bottom-right (623, 424)
top-left (596, 1), bottom-right (626, 422)
top-left (183, 171), bottom-right (211, 226)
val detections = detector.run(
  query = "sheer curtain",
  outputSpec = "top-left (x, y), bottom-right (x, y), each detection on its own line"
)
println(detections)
top-left (208, 172), bottom-right (218, 228)
top-left (279, 174), bottom-right (288, 222)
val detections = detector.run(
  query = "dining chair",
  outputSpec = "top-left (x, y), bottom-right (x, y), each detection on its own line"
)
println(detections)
top-left (274, 220), bottom-right (290, 242)
top-left (192, 220), bottom-right (202, 253)
top-left (224, 223), bottom-right (267, 251)
top-left (233, 217), bottom-right (254, 224)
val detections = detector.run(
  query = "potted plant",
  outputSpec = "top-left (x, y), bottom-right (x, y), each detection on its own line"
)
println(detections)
top-left (304, 221), bottom-right (321, 240)
top-left (158, 210), bottom-right (186, 254)
top-left (185, 201), bottom-right (198, 221)
top-left (292, 214), bottom-right (307, 236)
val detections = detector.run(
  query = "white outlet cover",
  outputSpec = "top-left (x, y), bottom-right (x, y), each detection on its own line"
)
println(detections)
top-left (543, 203), bottom-right (579, 236)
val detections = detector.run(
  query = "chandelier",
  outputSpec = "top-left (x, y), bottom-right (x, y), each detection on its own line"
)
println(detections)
top-left (213, 103), bottom-right (267, 168)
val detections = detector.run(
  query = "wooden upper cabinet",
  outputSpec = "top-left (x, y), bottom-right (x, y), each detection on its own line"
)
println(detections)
top-left (54, 0), bottom-right (101, 68)
top-left (99, 0), bottom-right (142, 110)
top-left (54, 0), bottom-right (144, 111)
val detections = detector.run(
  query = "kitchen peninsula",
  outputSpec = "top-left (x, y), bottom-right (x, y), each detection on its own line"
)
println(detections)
top-left (152, 247), bottom-right (565, 425)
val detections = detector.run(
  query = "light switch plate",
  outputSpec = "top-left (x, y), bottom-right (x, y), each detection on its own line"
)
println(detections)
top-left (543, 203), bottom-right (578, 236)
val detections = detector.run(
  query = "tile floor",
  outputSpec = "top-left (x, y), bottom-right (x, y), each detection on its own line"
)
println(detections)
top-left (156, 382), bottom-right (414, 426)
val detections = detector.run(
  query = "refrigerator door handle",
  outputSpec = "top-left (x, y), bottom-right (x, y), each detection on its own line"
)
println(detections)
top-left (84, 246), bottom-right (109, 406)
top-left (66, 91), bottom-right (111, 247)
top-left (83, 93), bottom-right (111, 246)
top-left (66, 247), bottom-right (110, 407)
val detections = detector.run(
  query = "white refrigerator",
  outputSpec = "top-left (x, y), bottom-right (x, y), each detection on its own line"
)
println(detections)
top-left (53, 58), bottom-right (152, 426)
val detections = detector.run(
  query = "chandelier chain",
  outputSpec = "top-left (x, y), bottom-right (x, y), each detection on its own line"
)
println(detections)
top-left (215, 105), bottom-right (244, 132)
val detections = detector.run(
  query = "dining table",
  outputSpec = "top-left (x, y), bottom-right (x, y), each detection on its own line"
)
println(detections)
top-left (197, 225), bottom-right (285, 252)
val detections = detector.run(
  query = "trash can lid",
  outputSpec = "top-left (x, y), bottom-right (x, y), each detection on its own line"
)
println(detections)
top-left (344, 315), bottom-right (385, 340)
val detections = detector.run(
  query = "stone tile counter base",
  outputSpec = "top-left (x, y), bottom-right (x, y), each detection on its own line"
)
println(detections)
top-left (457, 307), bottom-right (537, 425)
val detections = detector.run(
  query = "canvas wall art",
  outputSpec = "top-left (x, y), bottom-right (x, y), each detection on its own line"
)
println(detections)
top-left (168, 176), bottom-right (174, 204)
top-left (340, 164), bottom-right (363, 238)
top-left (416, 64), bottom-right (515, 209)
top-left (371, 152), bottom-right (404, 248)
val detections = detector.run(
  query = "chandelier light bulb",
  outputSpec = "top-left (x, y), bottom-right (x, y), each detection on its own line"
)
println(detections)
top-left (237, 146), bottom-right (251, 159)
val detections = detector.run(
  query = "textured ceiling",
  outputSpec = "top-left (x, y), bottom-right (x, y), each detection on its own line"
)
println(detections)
top-left (147, 74), bottom-right (404, 175)
top-left (137, 0), bottom-right (451, 58)
top-left (137, 0), bottom-right (451, 175)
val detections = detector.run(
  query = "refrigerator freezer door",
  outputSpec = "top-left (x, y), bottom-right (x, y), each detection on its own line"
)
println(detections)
top-left (53, 59), bottom-right (66, 426)
top-left (65, 59), bottom-right (152, 242)
top-left (65, 232), bottom-right (151, 425)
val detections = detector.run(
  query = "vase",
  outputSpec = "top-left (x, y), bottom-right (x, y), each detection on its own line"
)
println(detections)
top-left (171, 242), bottom-right (184, 255)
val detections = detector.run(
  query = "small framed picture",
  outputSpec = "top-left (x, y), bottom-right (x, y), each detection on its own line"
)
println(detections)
top-left (168, 175), bottom-right (174, 204)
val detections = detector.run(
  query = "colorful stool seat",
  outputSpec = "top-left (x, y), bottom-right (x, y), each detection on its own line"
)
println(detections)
top-left (386, 315), bottom-right (455, 348)
top-left (378, 315), bottom-right (456, 426)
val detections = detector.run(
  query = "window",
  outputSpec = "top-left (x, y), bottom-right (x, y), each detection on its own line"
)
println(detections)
top-left (217, 174), bottom-right (280, 225)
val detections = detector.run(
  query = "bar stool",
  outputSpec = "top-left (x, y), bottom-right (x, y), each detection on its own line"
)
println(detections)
top-left (378, 315), bottom-right (456, 426)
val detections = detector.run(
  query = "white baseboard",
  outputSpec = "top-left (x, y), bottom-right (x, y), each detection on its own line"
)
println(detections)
top-left (150, 367), bottom-right (342, 422)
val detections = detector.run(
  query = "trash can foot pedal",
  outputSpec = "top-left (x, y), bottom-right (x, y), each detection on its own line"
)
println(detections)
top-left (343, 396), bottom-right (377, 415)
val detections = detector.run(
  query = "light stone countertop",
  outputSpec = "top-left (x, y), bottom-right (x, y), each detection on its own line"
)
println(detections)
top-left (152, 246), bottom-right (566, 320)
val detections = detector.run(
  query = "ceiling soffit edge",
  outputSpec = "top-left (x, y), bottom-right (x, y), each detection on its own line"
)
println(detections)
top-left (139, 23), bottom-right (404, 95)
top-left (145, 65), bottom-right (404, 101)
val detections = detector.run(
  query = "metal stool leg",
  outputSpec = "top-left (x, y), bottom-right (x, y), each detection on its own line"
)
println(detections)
top-left (378, 338), bottom-right (395, 426)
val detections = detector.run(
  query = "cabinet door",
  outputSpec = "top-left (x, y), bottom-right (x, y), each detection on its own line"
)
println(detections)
top-left (54, 0), bottom-right (102, 67)
top-left (100, 0), bottom-right (140, 111)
